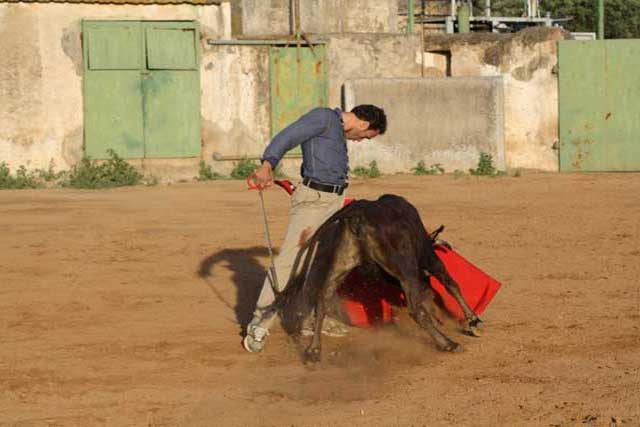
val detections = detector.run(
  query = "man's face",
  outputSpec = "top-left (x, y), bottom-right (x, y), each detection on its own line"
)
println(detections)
top-left (345, 121), bottom-right (380, 142)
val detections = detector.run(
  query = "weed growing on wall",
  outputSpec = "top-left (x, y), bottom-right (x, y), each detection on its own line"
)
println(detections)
top-left (469, 153), bottom-right (505, 177)
top-left (198, 161), bottom-right (224, 181)
top-left (230, 158), bottom-right (259, 180)
top-left (0, 163), bottom-right (42, 189)
top-left (64, 149), bottom-right (142, 189)
top-left (412, 161), bottom-right (445, 175)
top-left (352, 161), bottom-right (381, 178)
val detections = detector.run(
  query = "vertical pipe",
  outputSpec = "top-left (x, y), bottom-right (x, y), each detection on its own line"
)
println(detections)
top-left (407, 0), bottom-right (415, 34)
top-left (597, 0), bottom-right (605, 40)
top-left (485, 0), bottom-right (491, 17)
top-left (451, 0), bottom-right (456, 17)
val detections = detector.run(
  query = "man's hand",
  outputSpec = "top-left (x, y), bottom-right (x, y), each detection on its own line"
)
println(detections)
top-left (247, 161), bottom-right (274, 190)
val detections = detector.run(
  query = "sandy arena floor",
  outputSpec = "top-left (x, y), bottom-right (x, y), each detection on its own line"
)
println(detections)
top-left (0, 173), bottom-right (638, 426)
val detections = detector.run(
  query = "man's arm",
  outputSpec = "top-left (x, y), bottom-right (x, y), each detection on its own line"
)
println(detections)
top-left (250, 109), bottom-right (329, 189)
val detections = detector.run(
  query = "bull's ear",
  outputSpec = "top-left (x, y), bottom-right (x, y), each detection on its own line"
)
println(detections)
top-left (430, 225), bottom-right (445, 240)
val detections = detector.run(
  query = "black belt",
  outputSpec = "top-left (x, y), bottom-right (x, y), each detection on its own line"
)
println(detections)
top-left (302, 177), bottom-right (348, 196)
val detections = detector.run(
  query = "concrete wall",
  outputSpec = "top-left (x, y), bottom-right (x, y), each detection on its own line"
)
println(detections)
top-left (0, 2), bottom-right (231, 176)
top-left (344, 77), bottom-right (505, 174)
top-left (239, 0), bottom-right (399, 37)
top-left (326, 34), bottom-right (422, 107)
top-left (424, 27), bottom-right (567, 171)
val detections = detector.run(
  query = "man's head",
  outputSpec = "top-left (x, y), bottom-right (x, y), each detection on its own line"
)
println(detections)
top-left (344, 104), bottom-right (387, 141)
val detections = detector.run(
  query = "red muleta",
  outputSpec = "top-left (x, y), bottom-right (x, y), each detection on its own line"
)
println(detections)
top-left (273, 180), bottom-right (501, 328)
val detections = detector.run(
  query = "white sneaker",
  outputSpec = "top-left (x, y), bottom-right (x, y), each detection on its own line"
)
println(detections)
top-left (243, 324), bottom-right (269, 353)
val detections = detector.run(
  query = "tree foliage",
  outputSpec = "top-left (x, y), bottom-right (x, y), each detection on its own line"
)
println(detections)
top-left (484, 0), bottom-right (640, 38)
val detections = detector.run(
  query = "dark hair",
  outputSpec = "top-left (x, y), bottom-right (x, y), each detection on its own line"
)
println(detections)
top-left (351, 104), bottom-right (387, 134)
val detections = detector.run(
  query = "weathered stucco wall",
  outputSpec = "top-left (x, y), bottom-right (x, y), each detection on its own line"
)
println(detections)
top-left (326, 34), bottom-right (422, 107)
top-left (0, 2), bottom-right (230, 173)
top-left (344, 77), bottom-right (505, 174)
top-left (200, 44), bottom-right (272, 176)
top-left (239, 0), bottom-right (399, 37)
top-left (425, 27), bottom-right (567, 171)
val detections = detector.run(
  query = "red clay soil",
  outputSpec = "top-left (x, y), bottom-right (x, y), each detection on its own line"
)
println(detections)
top-left (0, 173), bottom-right (638, 426)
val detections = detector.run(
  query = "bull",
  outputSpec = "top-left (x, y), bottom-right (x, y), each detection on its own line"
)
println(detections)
top-left (258, 194), bottom-right (483, 363)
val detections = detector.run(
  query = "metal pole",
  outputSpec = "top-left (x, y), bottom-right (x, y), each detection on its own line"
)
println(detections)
top-left (485, 0), bottom-right (491, 17)
top-left (597, 0), bottom-right (605, 40)
top-left (407, 0), bottom-right (415, 34)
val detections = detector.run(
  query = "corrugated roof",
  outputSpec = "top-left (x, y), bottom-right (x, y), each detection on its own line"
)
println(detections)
top-left (1, 0), bottom-right (222, 4)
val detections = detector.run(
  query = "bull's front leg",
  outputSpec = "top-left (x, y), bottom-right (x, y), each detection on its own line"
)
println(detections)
top-left (304, 298), bottom-right (325, 363)
top-left (427, 260), bottom-right (483, 337)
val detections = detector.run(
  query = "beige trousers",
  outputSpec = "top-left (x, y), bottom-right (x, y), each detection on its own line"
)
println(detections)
top-left (253, 183), bottom-right (345, 329)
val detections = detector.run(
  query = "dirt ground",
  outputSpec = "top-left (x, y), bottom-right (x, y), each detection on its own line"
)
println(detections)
top-left (1, 173), bottom-right (638, 427)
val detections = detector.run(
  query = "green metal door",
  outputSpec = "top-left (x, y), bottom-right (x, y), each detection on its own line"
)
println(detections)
top-left (84, 22), bottom-right (145, 158)
top-left (144, 23), bottom-right (200, 157)
top-left (559, 40), bottom-right (640, 171)
top-left (269, 46), bottom-right (328, 153)
top-left (83, 21), bottom-right (200, 159)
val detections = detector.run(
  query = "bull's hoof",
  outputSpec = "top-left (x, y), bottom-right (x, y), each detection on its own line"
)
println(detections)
top-left (442, 342), bottom-right (463, 353)
top-left (304, 347), bottom-right (322, 364)
top-left (464, 326), bottom-right (483, 337)
top-left (463, 318), bottom-right (484, 337)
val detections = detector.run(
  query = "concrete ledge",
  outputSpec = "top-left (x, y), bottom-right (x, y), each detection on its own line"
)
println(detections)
top-left (344, 77), bottom-right (505, 173)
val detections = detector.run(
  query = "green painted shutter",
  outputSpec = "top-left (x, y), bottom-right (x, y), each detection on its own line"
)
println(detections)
top-left (143, 23), bottom-right (201, 158)
top-left (83, 21), bottom-right (201, 160)
top-left (146, 26), bottom-right (198, 70)
top-left (559, 40), bottom-right (640, 172)
top-left (269, 46), bottom-right (328, 155)
top-left (84, 22), bottom-right (144, 158)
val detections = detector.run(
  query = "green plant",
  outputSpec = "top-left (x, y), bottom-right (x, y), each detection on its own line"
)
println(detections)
top-left (352, 161), bottom-right (381, 178)
top-left (0, 163), bottom-right (42, 189)
top-left (412, 161), bottom-right (445, 175)
top-left (198, 161), bottom-right (224, 181)
top-left (36, 159), bottom-right (64, 182)
top-left (469, 153), bottom-right (500, 176)
top-left (230, 158), bottom-right (259, 180)
top-left (64, 149), bottom-right (142, 189)
top-left (453, 169), bottom-right (466, 179)
top-left (513, 168), bottom-right (523, 178)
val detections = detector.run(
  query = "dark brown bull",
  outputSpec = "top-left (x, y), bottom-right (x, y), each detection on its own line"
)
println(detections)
top-left (259, 194), bottom-right (483, 363)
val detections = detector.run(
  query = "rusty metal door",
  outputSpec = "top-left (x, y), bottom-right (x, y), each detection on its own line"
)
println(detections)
top-left (559, 40), bottom-right (640, 172)
top-left (269, 45), bottom-right (328, 153)
top-left (83, 21), bottom-right (200, 159)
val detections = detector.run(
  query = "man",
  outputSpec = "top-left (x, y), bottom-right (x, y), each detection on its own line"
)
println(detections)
top-left (243, 105), bottom-right (387, 353)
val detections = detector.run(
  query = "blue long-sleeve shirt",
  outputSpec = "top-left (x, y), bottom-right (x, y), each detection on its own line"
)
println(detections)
top-left (261, 108), bottom-right (348, 186)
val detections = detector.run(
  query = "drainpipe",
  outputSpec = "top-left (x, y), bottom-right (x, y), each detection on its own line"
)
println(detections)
top-left (485, 0), bottom-right (491, 17)
top-left (457, 2), bottom-right (471, 33)
top-left (597, 0), bottom-right (604, 40)
top-left (407, 0), bottom-right (415, 34)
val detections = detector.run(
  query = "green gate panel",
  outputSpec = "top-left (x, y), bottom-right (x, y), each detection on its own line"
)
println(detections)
top-left (559, 40), bottom-right (640, 172)
top-left (270, 46), bottom-right (328, 152)
top-left (83, 20), bottom-right (201, 160)
top-left (143, 71), bottom-right (201, 158)
top-left (146, 25), bottom-right (198, 70)
top-left (86, 23), bottom-right (143, 70)
top-left (84, 71), bottom-right (145, 159)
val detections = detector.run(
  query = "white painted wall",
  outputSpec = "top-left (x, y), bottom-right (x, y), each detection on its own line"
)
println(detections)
top-left (0, 2), bottom-right (230, 171)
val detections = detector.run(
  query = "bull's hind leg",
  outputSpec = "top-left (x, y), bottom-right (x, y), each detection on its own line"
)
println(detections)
top-left (402, 274), bottom-right (462, 352)
top-left (368, 248), bottom-right (461, 352)
top-left (304, 230), bottom-right (361, 363)
top-left (423, 247), bottom-right (483, 336)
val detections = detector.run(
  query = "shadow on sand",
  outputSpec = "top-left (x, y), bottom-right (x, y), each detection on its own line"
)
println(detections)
top-left (198, 246), bottom-right (278, 332)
